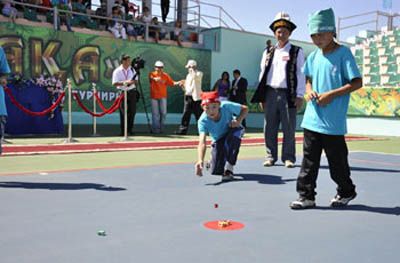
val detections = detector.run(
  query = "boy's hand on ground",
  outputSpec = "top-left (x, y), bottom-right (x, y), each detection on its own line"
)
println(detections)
top-left (195, 161), bottom-right (203, 177)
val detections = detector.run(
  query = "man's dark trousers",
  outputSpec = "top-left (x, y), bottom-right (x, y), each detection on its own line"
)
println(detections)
top-left (178, 95), bottom-right (202, 134)
top-left (119, 90), bottom-right (138, 134)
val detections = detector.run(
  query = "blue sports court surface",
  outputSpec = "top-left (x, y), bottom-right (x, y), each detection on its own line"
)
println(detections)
top-left (0, 151), bottom-right (399, 263)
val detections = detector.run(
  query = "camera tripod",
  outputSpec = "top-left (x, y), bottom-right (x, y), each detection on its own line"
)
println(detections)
top-left (135, 70), bottom-right (152, 133)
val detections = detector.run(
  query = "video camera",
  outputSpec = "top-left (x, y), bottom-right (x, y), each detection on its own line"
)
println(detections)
top-left (131, 56), bottom-right (145, 71)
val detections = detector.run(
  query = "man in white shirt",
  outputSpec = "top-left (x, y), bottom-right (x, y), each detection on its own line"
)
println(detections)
top-left (251, 12), bottom-right (306, 168)
top-left (175, 59), bottom-right (203, 135)
top-left (112, 54), bottom-right (138, 136)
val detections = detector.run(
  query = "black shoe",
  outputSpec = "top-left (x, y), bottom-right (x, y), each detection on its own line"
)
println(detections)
top-left (175, 130), bottom-right (187, 135)
top-left (221, 170), bottom-right (234, 182)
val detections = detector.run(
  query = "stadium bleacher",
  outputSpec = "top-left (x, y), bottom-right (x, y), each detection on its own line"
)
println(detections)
top-left (350, 26), bottom-right (400, 87)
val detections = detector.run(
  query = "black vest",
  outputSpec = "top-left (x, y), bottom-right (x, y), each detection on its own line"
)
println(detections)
top-left (251, 44), bottom-right (301, 108)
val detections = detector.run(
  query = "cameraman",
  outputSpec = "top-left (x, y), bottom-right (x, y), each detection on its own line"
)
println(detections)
top-left (112, 54), bottom-right (138, 136)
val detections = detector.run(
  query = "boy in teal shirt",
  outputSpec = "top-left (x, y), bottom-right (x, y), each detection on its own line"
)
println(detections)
top-left (290, 8), bottom-right (362, 209)
top-left (195, 91), bottom-right (248, 182)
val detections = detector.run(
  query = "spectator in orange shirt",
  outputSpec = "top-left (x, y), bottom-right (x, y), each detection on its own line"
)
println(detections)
top-left (148, 60), bottom-right (179, 133)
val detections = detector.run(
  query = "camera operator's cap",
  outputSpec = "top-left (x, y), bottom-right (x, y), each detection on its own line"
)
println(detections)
top-left (201, 91), bottom-right (220, 106)
top-left (154, 61), bottom-right (164, 68)
top-left (308, 8), bottom-right (336, 35)
top-left (185, 59), bottom-right (197, 68)
top-left (120, 54), bottom-right (131, 61)
top-left (269, 11), bottom-right (297, 33)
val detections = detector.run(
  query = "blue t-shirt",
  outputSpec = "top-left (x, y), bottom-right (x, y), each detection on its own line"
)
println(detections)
top-left (198, 101), bottom-right (242, 142)
top-left (301, 45), bottom-right (361, 135)
top-left (0, 47), bottom-right (11, 116)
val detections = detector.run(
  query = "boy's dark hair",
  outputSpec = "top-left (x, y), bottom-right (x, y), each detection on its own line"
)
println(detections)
top-left (233, 69), bottom-right (241, 75)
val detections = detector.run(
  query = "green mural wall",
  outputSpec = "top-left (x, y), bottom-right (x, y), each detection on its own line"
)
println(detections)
top-left (349, 88), bottom-right (400, 117)
top-left (0, 22), bottom-right (211, 114)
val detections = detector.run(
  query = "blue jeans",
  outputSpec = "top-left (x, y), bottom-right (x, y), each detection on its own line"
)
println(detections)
top-left (264, 88), bottom-right (296, 163)
top-left (210, 127), bottom-right (244, 175)
top-left (151, 98), bottom-right (167, 133)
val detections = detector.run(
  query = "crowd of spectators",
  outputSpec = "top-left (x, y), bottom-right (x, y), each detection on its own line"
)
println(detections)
top-left (108, 3), bottom-right (186, 46)
top-left (1, 0), bottom-right (194, 47)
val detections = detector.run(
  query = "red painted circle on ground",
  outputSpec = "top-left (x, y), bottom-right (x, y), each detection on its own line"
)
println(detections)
top-left (203, 220), bottom-right (245, 231)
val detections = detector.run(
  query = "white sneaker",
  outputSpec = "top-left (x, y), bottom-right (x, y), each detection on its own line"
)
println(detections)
top-left (330, 192), bottom-right (357, 207)
top-left (285, 160), bottom-right (295, 168)
top-left (290, 197), bottom-right (316, 209)
top-left (263, 159), bottom-right (275, 167)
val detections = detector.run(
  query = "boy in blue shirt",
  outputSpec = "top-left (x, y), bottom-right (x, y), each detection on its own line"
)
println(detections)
top-left (290, 8), bottom-right (362, 209)
top-left (195, 91), bottom-right (248, 182)
top-left (0, 47), bottom-right (11, 155)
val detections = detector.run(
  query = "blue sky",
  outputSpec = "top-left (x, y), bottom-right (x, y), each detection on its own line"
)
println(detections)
top-left (200, 0), bottom-right (400, 42)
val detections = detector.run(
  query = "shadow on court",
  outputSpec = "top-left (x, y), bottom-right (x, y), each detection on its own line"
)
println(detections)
top-left (206, 173), bottom-right (297, 186)
top-left (313, 205), bottom-right (400, 216)
top-left (319, 165), bottom-right (400, 173)
top-left (0, 182), bottom-right (126, 191)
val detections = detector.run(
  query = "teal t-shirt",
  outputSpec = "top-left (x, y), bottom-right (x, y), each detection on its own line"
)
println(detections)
top-left (198, 101), bottom-right (242, 142)
top-left (0, 47), bottom-right (11, 116)
top-left (301, 45), bottom-right (361, 135)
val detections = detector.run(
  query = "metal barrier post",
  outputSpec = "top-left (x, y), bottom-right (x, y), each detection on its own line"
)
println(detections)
top-left (92, 83), bottom-right (100, 136)
top-left (63, 79), bottom-right (78, 143)
top-left (145, 23), bottom-right (149, 42)
top-left (53, 6), bottom-right (58, 30)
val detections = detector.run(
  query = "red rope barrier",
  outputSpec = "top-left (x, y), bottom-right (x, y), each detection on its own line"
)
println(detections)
top-left (93, 91), bottom-right (107, 112)
top-left (73, 92), bottom-right (123, 117)
top-left (4, 86), bottom-right (65, 116)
